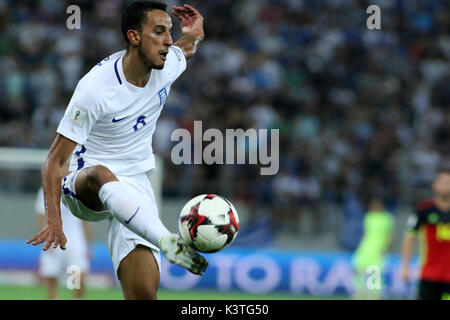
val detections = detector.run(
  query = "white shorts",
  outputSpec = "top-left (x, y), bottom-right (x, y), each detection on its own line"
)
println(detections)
top-left (39, 247), bottom-right (89, 278)
top-left (61, 168), bottom-right (161, 278)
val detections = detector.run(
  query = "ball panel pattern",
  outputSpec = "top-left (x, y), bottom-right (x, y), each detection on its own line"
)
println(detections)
top-left (178, 194), bottom-right (239, 253)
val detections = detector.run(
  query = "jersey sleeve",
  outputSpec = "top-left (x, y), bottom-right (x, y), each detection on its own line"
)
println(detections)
top-left (56, 81), bottom-right (102, 145)
top-left (35, 187), bottom-right (45, 215)
top-left (407, 200), bottom-right (434, 234)
top-left (406, 211), bottom-right (420, 234)
top-left (164, 46), bottom-right (187, 82)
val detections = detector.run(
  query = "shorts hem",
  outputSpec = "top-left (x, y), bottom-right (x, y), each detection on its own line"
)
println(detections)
top-left (113, 240), bottom-right (161, 279)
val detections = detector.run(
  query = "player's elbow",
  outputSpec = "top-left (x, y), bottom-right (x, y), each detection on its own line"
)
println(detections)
top-left (42, 154), bottom-right (66, 178)
top-left (43, 154), bottom-right (59, 169)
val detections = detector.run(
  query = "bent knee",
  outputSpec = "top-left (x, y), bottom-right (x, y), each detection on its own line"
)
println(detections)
top-left (88, 165), bottom-right (116, 181)
top-left (74, 165), bottom-right (117, 210)
top-left (83, 165), bottom-right (117, 192)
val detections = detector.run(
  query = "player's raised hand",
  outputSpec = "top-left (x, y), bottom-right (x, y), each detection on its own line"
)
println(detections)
top-left (172, 4), bottom-right (204, 40)
top-left (27, 223), bottom-right (67, 251)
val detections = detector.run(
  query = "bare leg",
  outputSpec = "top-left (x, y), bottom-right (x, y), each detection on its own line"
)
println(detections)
top-left (73, 165), bottom-right (171, 248)
top-left (45, 277), bottom-right (59, 300)
top-left (72, 165), bottom-right (176, 298)
top-left (75, 165), bottom-right (118, 211)
top-left (118, 245), bottom-right (160, 300)
top-left (73, 273), bottom-right (86, 299)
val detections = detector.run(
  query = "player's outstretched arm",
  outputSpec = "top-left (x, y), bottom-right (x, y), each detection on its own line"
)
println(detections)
top-left (172, 4), bottom-right (204, 59)
top-left (27, 134), bottom-right (77, 251)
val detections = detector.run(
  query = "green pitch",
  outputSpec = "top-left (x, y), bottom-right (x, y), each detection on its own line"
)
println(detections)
top-left (0, 285), bottom-right (346, 300)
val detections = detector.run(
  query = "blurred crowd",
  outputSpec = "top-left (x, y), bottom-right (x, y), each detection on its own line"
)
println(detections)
top-left (1, 0), bottom-right (449, 242)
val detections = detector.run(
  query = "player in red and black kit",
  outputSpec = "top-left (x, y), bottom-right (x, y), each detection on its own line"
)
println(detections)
top-left (400, 167), bottom-right (450, 300)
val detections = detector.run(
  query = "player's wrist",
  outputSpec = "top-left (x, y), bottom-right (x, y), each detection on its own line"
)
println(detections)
top-left (182, 32), bottom-right (204, 43)
top-left (46, 217), bottom-right (63, 228)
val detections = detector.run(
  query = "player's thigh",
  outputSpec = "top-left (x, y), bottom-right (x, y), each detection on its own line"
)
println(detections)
top-left (118, 245), bottom-right (160, 300)
top-left (75, 165), bottom-right (118, 211)
top-left (62, 170), bottom-right (111, 222)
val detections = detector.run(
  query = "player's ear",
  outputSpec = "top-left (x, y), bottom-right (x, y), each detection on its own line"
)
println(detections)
top-left (127, 29), bottom-right (141, 46)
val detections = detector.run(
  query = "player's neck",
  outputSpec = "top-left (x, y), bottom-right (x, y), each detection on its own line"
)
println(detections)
top-left (434, 196), bottom-right (450, 212)
top-left (122, 49), bottom-right (151, 88)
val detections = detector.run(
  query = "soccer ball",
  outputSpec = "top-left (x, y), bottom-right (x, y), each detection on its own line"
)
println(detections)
top-left (179, 194), bottom-right (239, 253)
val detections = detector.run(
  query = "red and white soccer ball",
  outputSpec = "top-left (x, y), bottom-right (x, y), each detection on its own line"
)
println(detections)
top-left (179, 194), bottom-right (240, 253)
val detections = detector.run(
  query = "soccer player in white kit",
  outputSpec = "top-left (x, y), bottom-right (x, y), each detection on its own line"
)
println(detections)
top-left (35, 187), bottom-right (91, 299)
top-left (28, 1), bottom-right (208, 299)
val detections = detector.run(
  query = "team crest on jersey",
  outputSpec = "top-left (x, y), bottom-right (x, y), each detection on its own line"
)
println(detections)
top-left (158, 88), bottom-right (168, 106)
top-left (69, 103), bottom-right (87, 127)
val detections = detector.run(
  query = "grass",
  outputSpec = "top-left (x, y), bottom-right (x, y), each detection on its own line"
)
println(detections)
top-left (0, 285), bottom-right (346, 300)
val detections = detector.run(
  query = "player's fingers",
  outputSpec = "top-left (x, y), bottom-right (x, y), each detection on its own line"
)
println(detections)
top-left (30, 231), bottom-right (49, 246)
top-left (32, 239), bottom-right (44, 246)
top-left (184, 5), bottom-right (202, 22)
top-left (31, 238), bottom-right (45, 246)
top-left (53, 238), bottom-right (61, 249)
top-left (51, 234), bottom-right (66, 250)
top-left (27, 235), bottom-right (40, 244)
top-left (174, 11), bottom-right (190, 25)
top-left (173, 6), bottom-right (189, 19)
top-left (27, 230), bottom-right (46, 244)
top-left (60, 237), bottom-right (67, 250)
top-left (178, 10), bottom-right (191, 22)
top-left (174, 6), bottom-right (192, 20)
top-left (43, 232), bottom-right (56, 251)
top-left (43, 239), bottom-right (53, 251)
top-left (183, 4), bottom-right (201, 17)
top-left (172, 7), bottom-right (184, 18)
top-left (180, 7), bottom-right (193, 19)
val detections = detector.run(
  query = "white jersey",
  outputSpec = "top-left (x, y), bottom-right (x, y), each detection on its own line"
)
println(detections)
top-left (57, 46), bottom-right (186, 176)
top-left (35, 187), bottom-right (87, 252)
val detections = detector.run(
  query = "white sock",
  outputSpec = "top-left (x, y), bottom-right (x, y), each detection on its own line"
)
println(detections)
top-left (98, 181), bottom-right (170, 247)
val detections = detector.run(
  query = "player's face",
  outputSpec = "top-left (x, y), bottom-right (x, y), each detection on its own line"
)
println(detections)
top-left (138, 10), bottom-right (173, 70)
top-left (433, 172), bottom-right (450, 208)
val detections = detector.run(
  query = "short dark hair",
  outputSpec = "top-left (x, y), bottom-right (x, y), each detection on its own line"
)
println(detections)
top-left (436, 162), bottom-right (450, 175)
top-left (121, 1), bottom-right (167, 46)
